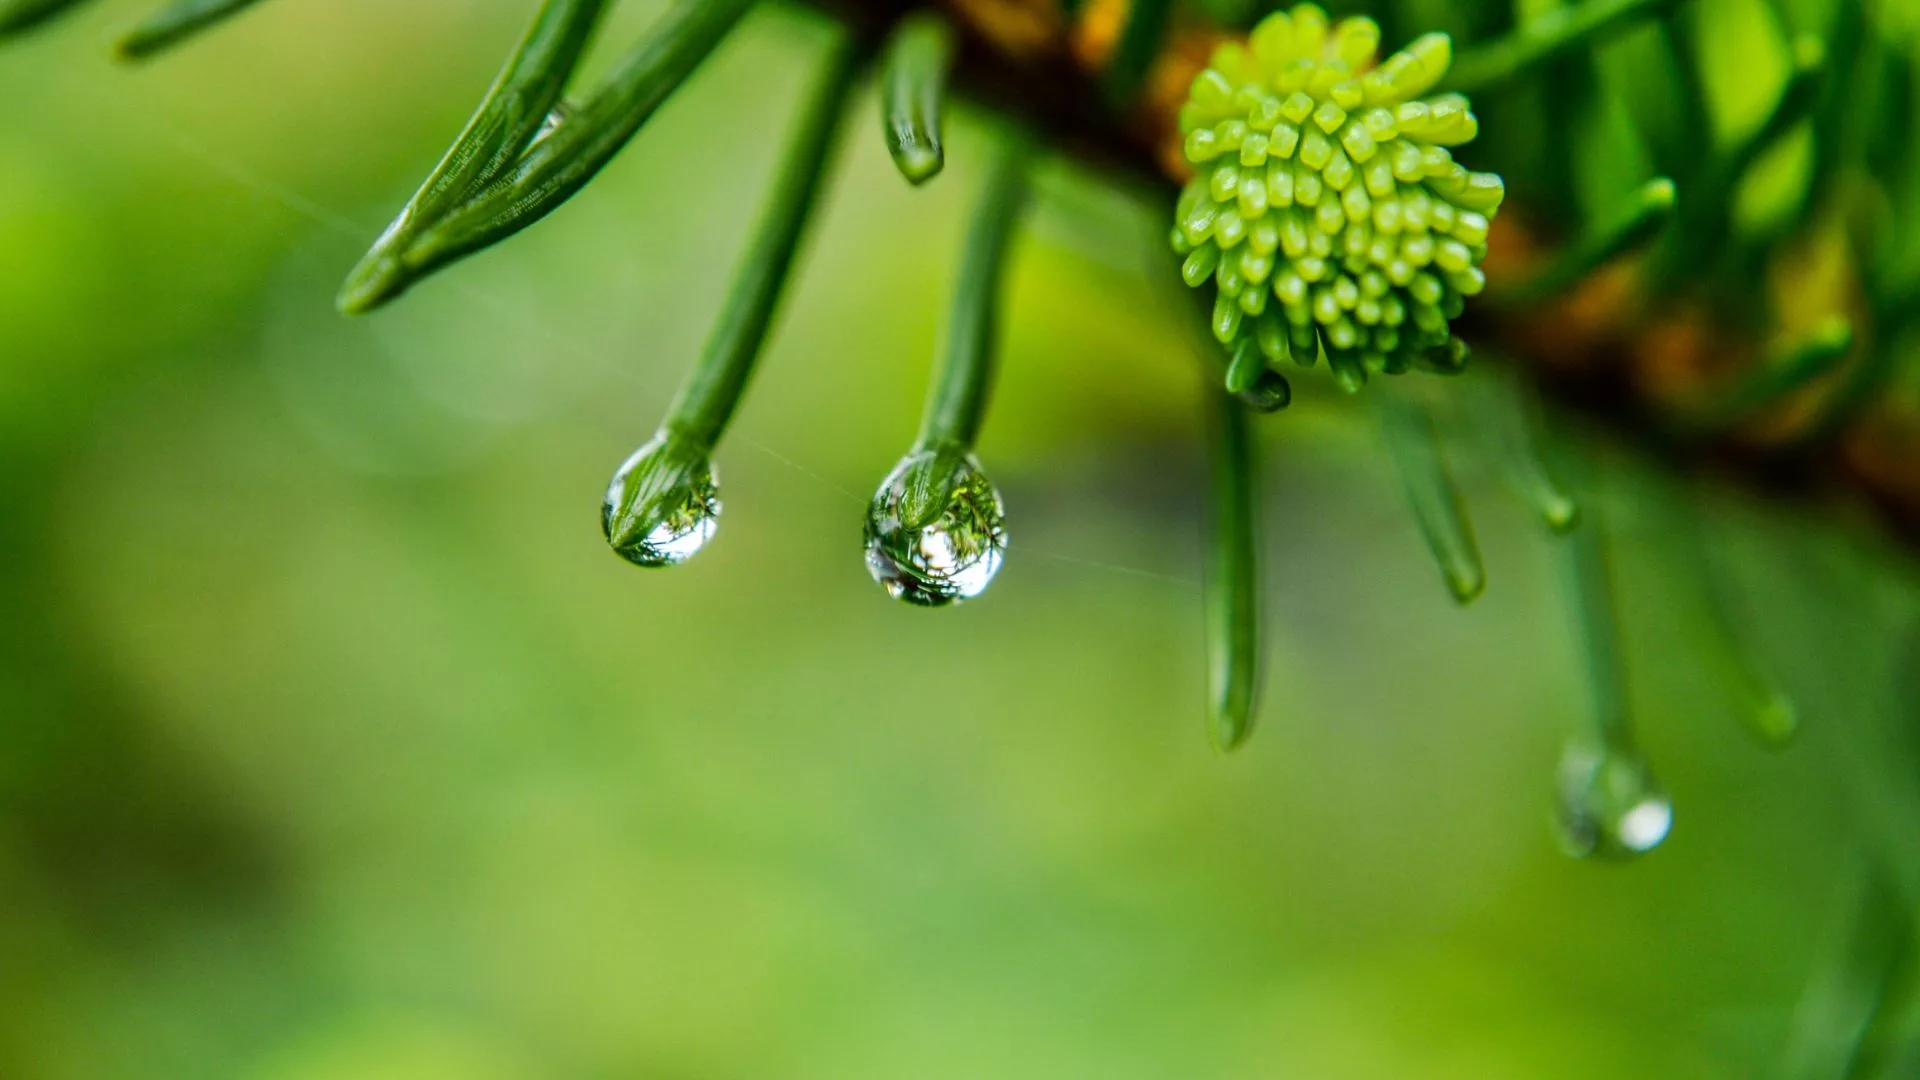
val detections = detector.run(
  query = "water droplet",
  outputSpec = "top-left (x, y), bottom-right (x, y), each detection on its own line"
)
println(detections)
top-left (1555, 743), bottom-right (1672, 859)
top-left (530, 103), bottom-right (573, 148)
top-left (602, 434), bottom-right (720, 567)
top-left (864, 449), bottom-right (1007, 607)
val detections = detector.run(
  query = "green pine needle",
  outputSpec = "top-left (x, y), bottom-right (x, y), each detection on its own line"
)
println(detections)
top-left (1105, 0), bottom-right (1172, 105)
top-left (1493, 177), bottom-right (1676, 306)
top-left (915, 130), bottom-right (1033, 452)
top-left (1204, 386), bottom-right (1263, 751)
top-left (1721, 36), bottom-right (1829, 188)
top-left (1467, 368), bottom-right (1580, 533)
top-left (1443, 0), bottom-right (1689, 95)
top-left (862, 132), bottom-right (1030, 608)
top-left (662, 29), bottom-right (859, 452)
top-left (1651, 35), bottom-right (1827, 289)
top-left (338, 0), bottom-right (609, 313)
top-left (115, 0), bottom-right (269, 60)
top-left (879, 12), bottom-right (954, 185)
top-left (1799, 275), bottom-right (1918, 446)
top-left (1561, 451), bottom-right (1628, 744)
top-left (1780, 861), bottom-right (1913, 1077)
top-left (1669, 491), bottom-right (1798, 746)
top-left (0, 0), bottom-right (88, 37)
top-left (1224, 336), bottom-right (1268, 394)
top-left (1377, 390), bottom-right (1486, 605)
top-left (1553, 450), bottom-right (1672, 859)
top-left (347, 0), bottom-right (753, 313)
top-left (604, 29), bottom-right (860, 570)
top-left (1675, 316), bottom-right (1853, 435)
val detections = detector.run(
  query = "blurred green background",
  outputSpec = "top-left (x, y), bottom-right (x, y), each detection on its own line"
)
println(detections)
top-left (3, 1), bottom-right (1918, 1076)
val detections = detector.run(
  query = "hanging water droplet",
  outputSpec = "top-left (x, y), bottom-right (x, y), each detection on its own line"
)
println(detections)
top-left (864, 448), bottom-right (1007, 606)
top-left (602, 434), bottom-right (720, 567)
top-left (1555, 743), bottom-right (1673, 859)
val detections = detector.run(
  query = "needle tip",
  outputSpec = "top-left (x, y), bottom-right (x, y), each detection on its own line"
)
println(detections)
top-left (336, 253), bottom-right (410, 316)
top-left (889, 141), bottom-right (944, 186)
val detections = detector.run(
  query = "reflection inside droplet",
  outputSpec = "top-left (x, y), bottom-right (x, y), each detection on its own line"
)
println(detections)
top-left (602, 434), bottom-right (720, 568)
top-left (1555, 743), bottom-right (1673, 859)
top-left (864, 449), bottom-right (1008, 607)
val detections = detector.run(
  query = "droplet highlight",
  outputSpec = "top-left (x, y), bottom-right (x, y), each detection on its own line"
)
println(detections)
top-left (1555, 743), bottom-right (1673, 859)
top-left (602, 434), bottom-right (720, 567)
top-left (864, 449), bottom-right (1007, 607)
top-left (530, 103), bottom-right (573, 147)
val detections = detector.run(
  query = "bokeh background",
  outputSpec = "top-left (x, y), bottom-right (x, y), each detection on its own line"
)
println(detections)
top-left (3, 1), bottom-right (1919, 1076)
